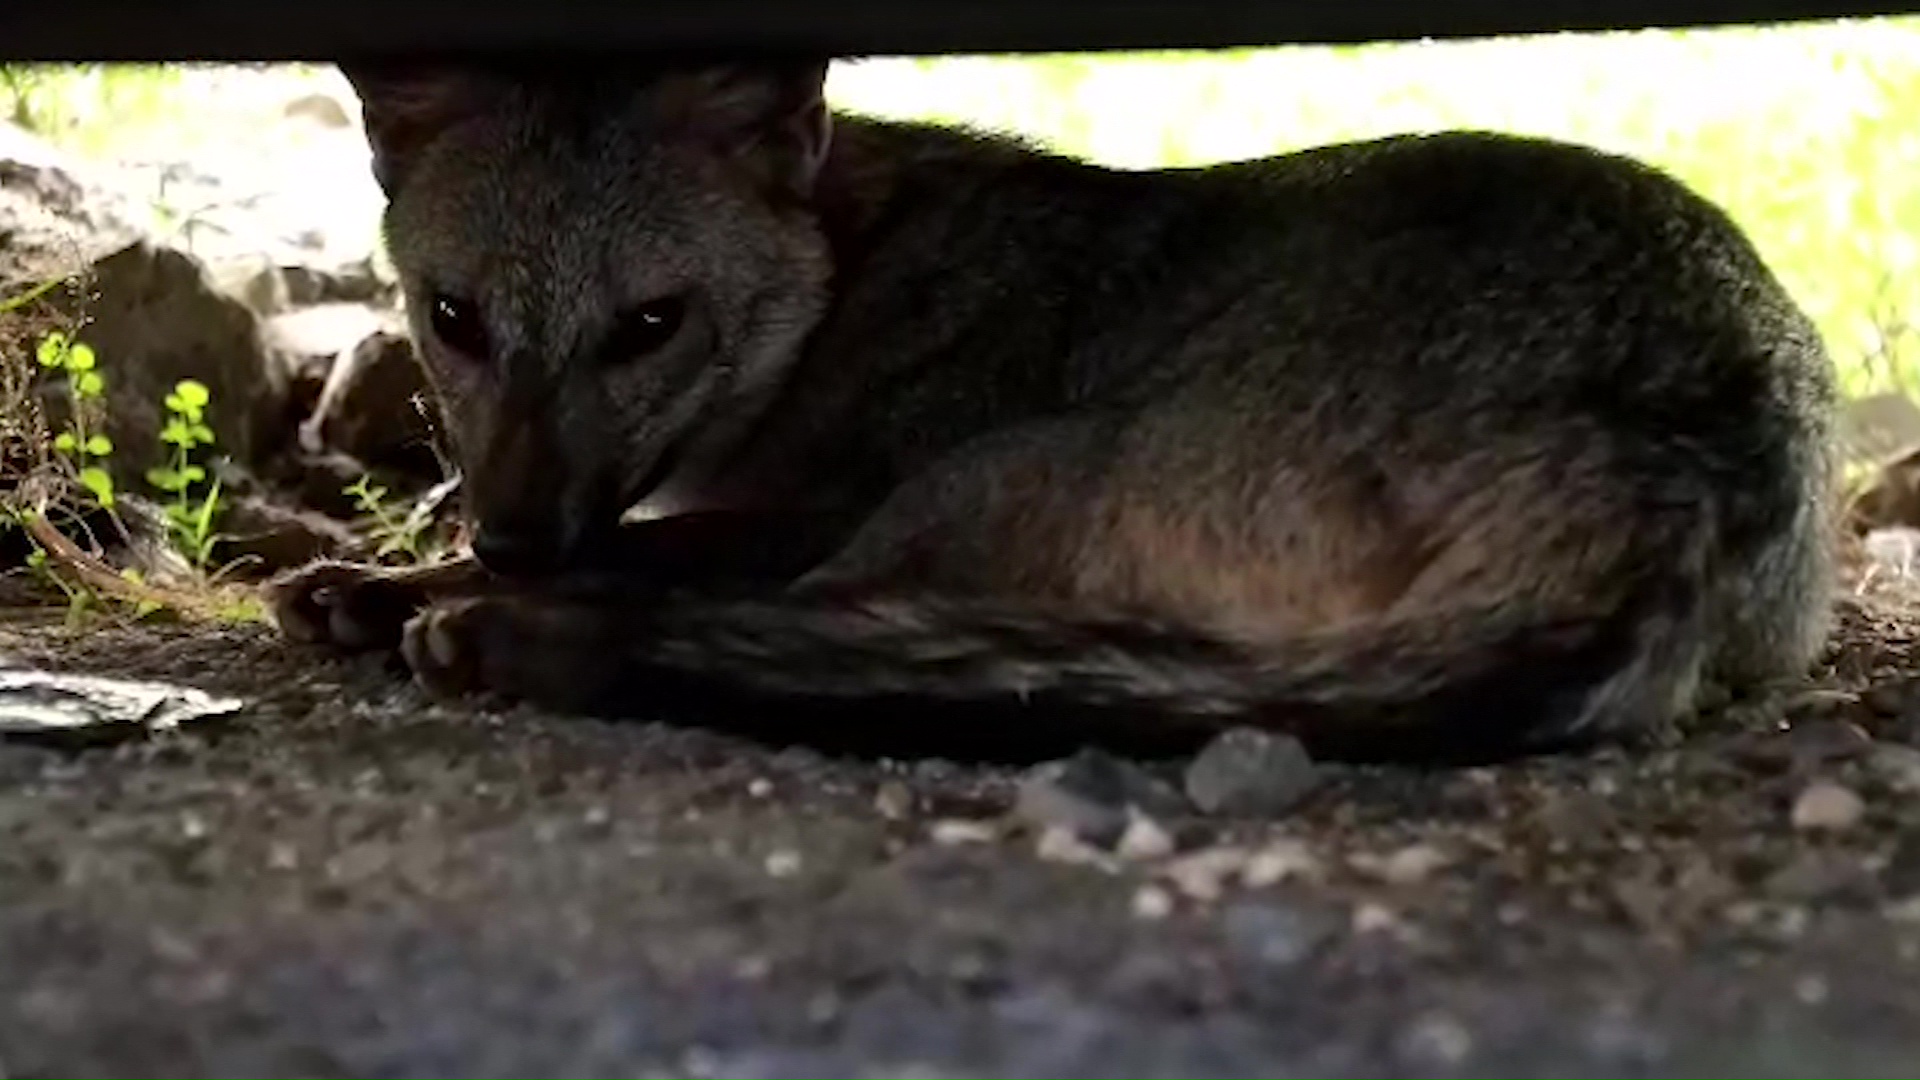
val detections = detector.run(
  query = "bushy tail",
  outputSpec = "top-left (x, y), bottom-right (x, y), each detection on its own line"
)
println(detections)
top-left (623, 576), bottom-right (1697, 761)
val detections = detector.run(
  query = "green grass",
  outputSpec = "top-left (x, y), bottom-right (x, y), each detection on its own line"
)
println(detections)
top-left (8, 21), bottom-right (1920, 395)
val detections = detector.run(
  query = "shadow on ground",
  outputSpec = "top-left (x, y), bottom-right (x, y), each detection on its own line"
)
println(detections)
top-left (4, 592), bottom-right (1920, 1077)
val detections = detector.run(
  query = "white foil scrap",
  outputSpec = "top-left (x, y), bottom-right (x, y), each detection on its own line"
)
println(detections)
top-left (0, 668), bottom-right (244, 735)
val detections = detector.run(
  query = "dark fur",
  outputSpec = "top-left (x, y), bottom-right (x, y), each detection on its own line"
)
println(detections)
top-left (271, 59), bottom-right (1835, 761)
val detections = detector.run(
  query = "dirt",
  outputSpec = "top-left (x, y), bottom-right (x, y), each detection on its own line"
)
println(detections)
top-left (4, 588), bottom-right (1920, 1077)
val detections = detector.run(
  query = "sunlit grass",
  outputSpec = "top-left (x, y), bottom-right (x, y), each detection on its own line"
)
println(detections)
top-left (8, 20), bottom-right (1920, 396)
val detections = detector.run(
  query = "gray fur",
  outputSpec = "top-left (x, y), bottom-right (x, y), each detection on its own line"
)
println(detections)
top-left (271, 59), bottom-right (1835, 761)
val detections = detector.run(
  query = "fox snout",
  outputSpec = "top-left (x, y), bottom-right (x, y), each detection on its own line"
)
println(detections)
top-left (464, 415), bottom-right (614, 578)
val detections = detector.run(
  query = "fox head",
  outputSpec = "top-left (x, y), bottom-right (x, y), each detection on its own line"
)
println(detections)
top-left (338, 59), bottom-right (836, 576)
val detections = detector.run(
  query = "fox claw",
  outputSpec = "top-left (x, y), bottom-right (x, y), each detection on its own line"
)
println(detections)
top-left (268, 560), bottom-right (427, 653)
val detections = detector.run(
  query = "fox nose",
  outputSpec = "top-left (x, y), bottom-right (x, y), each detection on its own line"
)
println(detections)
top-left (471, 527), bottom-right (567, 578)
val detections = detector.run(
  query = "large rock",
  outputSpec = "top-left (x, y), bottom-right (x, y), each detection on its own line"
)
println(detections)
top-left (53, 241), bottom-right (290, 484)
top-left (0, 122), bottom-right (141, 284)
top-left (1, 124), bottom-right (292, 491)
top-left (300, 327), bottom-right (443, 488)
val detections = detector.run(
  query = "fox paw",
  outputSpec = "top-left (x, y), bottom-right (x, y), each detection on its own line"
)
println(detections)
top-left (268, 560), bottom-right (427, 652)
top-left (402, 596), bottom-right (621, 710)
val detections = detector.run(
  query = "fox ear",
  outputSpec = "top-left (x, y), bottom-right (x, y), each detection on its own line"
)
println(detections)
top-left (659, 61), bottom-right (833, 197)
top-left (337, 61), bottom-right (503, 195)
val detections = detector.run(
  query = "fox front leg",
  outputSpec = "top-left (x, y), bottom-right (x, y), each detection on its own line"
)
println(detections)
top-left (270, 556), bottom-right (491, 653)
top-left (401, 594), bottom-right (631, 711)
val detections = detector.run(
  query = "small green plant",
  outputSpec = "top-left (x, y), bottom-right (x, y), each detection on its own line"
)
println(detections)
top-left (35, 330), bottom-right (114, 510)
top-left (344, 474), bottom-right (435, 563)
top-left (145, 378), bottom-right (222, 569)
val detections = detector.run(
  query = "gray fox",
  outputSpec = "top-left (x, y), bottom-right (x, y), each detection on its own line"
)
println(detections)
top-left (271, 58), bottom-right (1835, 761)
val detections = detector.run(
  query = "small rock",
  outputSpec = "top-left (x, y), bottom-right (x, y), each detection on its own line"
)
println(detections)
top-left (929, 819), bottom-right (997, 846)
top-left (1787, 720), bottom-right (1875, 763)
top-left (1161, 847), bottom-right (1253, 902)
top-left (1131, 885), bottom-right (1174, 921)
top-left (1792, 780), bottom-right (1866, 831)
top-left (1352, 843), bottom-right (1452, 886)
top-left (1672, 861), bottom-right (1738, 918)
top-left (1869, 744), bottom-right (1920, 793)
top-left (1865, 677), bottom-right (1920, 718)
top-left (1398, 1011), bottom-right (1475, 1068)
top-left (1014, 749), bottom-right (1187, 847)
top-left (1733, 720), bottom-right (1872, 776)
top-left (1351, 902), bottom-right (1403, 936)
top-left (1794, 974), bottom-right (1830, 1006)
top-left (873, 780), bottom-right (914, 821)
top-left (747, 778), bottom-right (773, 799)
top-left (1763, 852), bottom-right (1877, 905)
top-left (764, 850), bottom-right (801, 878)
top-left (1115, 812), bottom-right (1176, 861)
top-left (298, 328), bottom-right (442, 486)
top-left (1183, 727), bottom-right (1319, 816)
top-left (207, 492), bottom-right (363, 576)
top-left (1241, 838), bottom-right (1323, 887)
top-left (282, 91), bottom-right (353, 129)
top-left (1035, 825), bottom-right (1109, 867)
top-left (1221, 900), bottom-right (1335, 967)
top-left (1538, 791), bottom-right (1617, 841)
top-left (1882, 833), bottom-right (1920, 897)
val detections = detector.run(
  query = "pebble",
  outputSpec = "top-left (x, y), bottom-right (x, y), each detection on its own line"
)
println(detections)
top-left (1352, 843), bottom-right (1452, 886)
top-left (1115, 812), bottom-right (1177, 861)
top-left (1865, 676), bottom-right (1920, 718)
top-left (1242, 838), bottom-right (1322, 887)
top-left (1161, 847), bottom-right (1254, 902)
top-left (1183, 727), bottom-right (1319, 816)
top-left (929, 819), bottom-right (997, 846)
top-left (1015, 749), bottom-right (1187, 846)
top-left (1869, 744), bottom-right (1920, 793)
top-left (1398, 1011), bottom-right (1475, 1068)
top-left (747, 778), bottom-right (773, 799)
top-left (1763, 853), bottom-right (1849, 903)
top-left (1221, 900), bottom-right (1336, 967)
top-left (1035, 825), bottom-right (1109, 867)
top-left (1351, 902), bottom-right (1403, 936)
top-left (1882, 834), bottom-right (1920, 897)
top-left (873, 780), bottom-right (914, 821)
top-left (1132, 885), bottom-right (1175, 921)
top-left (1791, 780), bottom-right (1866, 831)
top-left (764, 850), bottom-right (802, 878)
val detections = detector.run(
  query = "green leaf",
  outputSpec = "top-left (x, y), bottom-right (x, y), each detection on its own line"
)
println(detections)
top-left (159, 418), bottom-right (191, 445)
top-left (53, 432), bottom-right (77, 454)
top-left (194, 480), bottom-right (222, 534)
top-left (35, 332), bottom-right (67, 368)
top-left (190, 423), bottom-right (215, 445)
top-left (181, 464), bottom-right (206, 484)
top-left (66, 343), bottom-right (96, 372)
top-left (174, 379), bottom-right (210, 409)
top-left (78, 466), bottom-right (115, 506)
top-left (76, 371), bottom-right (104, 397)
top-left (145, 466), bottom-right (180, 489)
top-left (85, 434), bottom-right (112, 456)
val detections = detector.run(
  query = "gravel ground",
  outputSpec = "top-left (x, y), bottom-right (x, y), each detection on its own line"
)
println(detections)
top-left (5, 591), bottom-right (1920, 1077)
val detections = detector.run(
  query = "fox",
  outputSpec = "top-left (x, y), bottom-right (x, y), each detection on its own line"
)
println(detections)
top-left (269, 56), bottom-right (1836, 762)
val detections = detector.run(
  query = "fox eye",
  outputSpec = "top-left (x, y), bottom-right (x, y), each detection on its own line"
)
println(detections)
top-left (601, 296), bottom-right (687, 364)
top-left (429, 293), bottom-right (490, 361)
